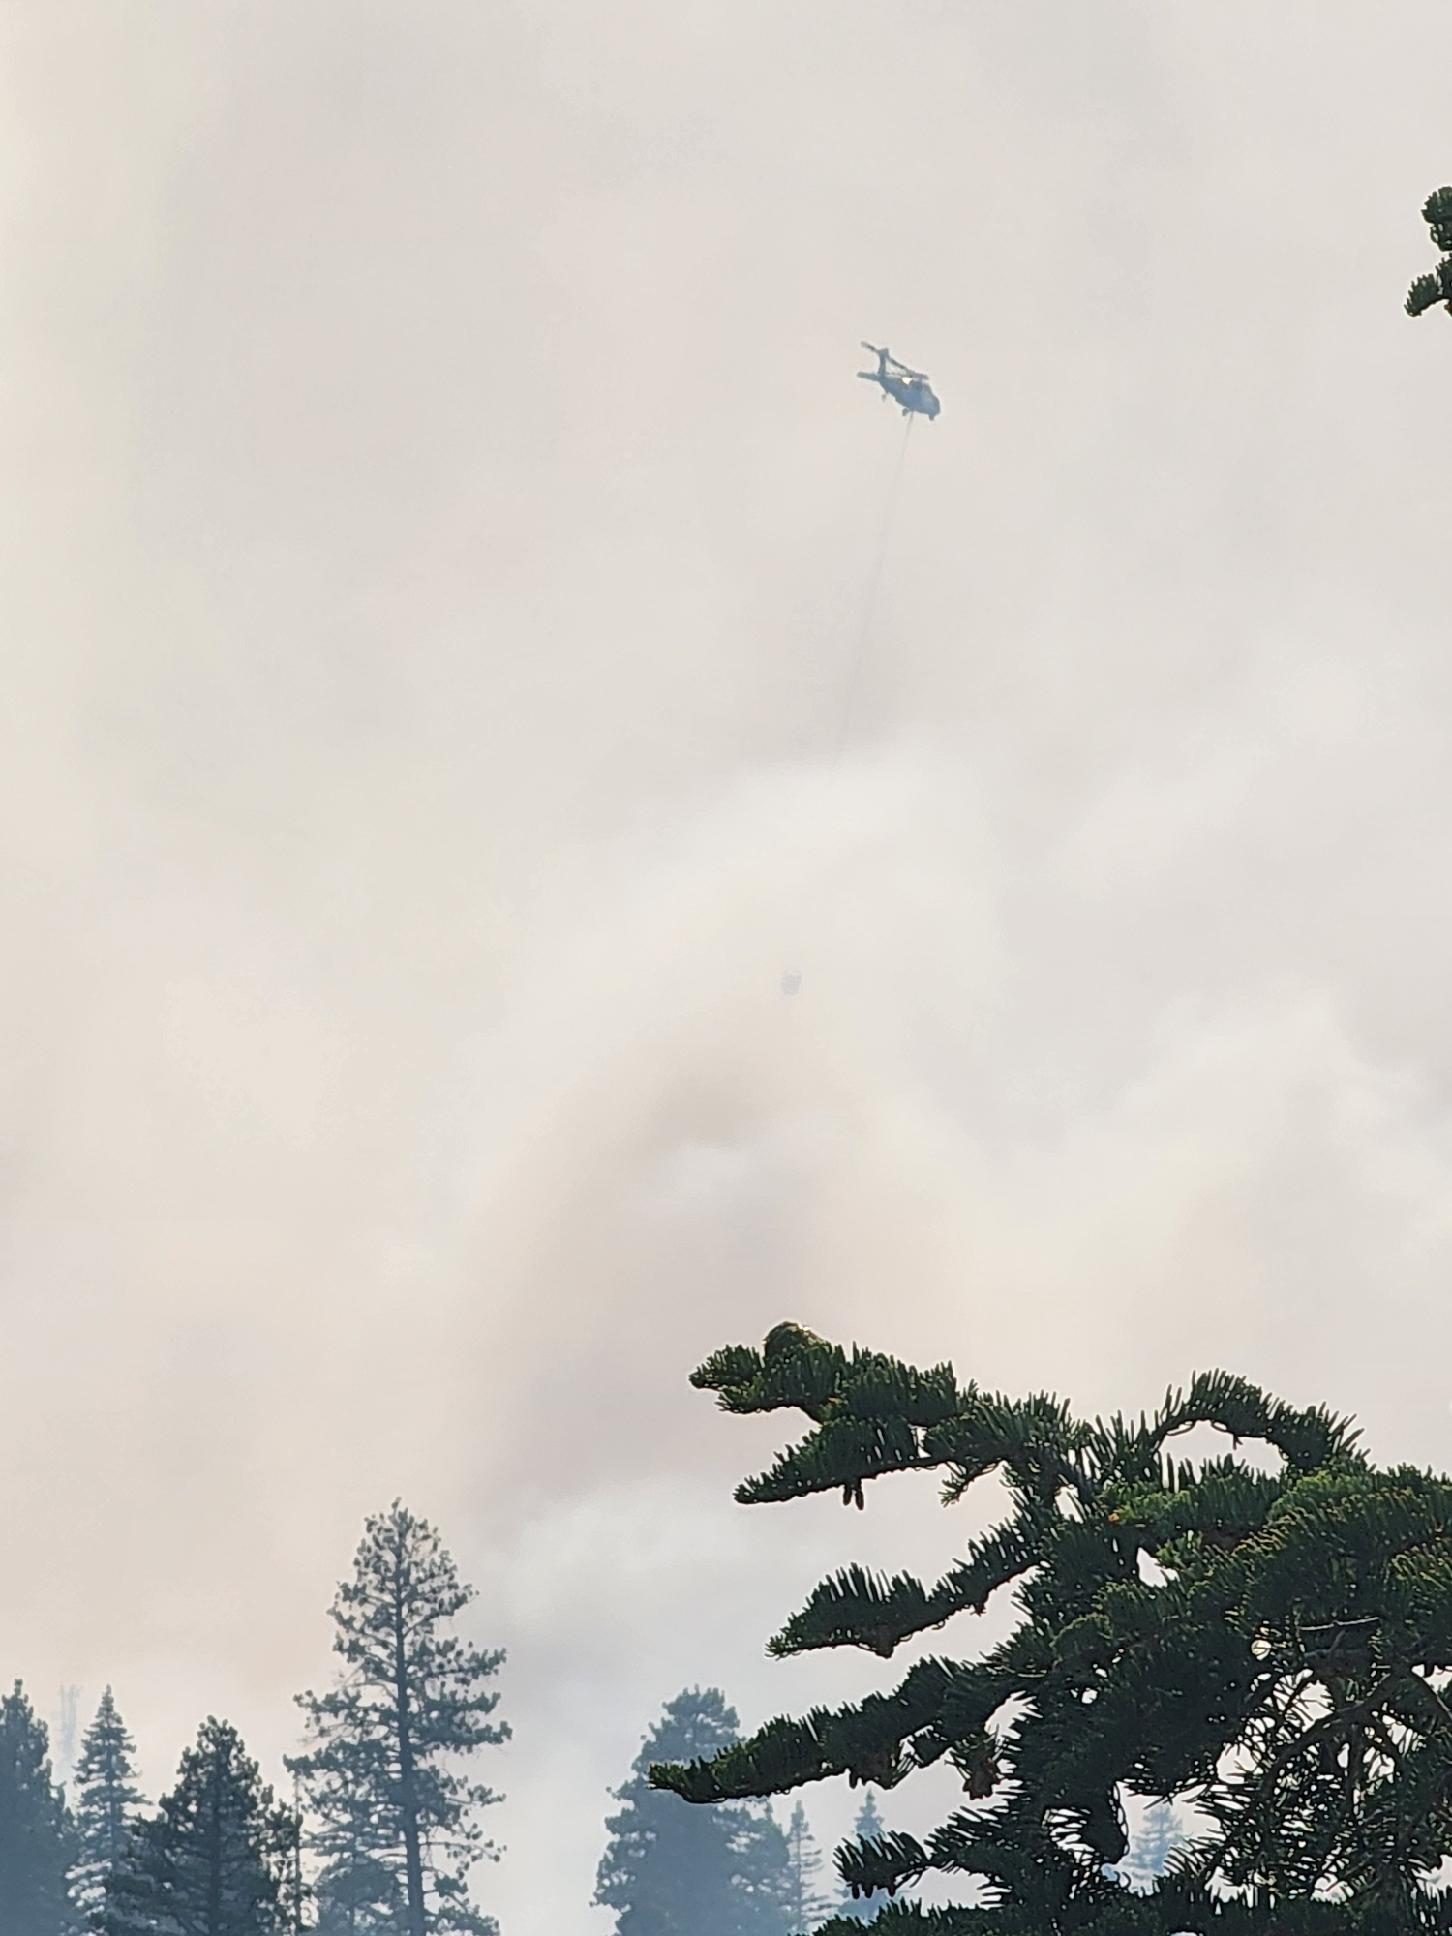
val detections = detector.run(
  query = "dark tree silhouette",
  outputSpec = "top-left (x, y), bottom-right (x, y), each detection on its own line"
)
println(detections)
top-left (0, 1681), bottom-right (75, 1936)
top-left (1406, 187), bottom-right (1452, 317)
top-left (106, 1716), bottom-right (294, 1936)
top-left (652, 1322), bottom-right (1452, 1933)
top-left (72, 1687), bottom-right (143, 1928)
top-left (292, 1502), bottom-right (508, 1936)
top-left (834, 1794), bottom-right (886, 1923)
top-left (784, 1798), bottom-right (832, 1933)
top-left (596, 1687), bottom-right (793, 1936)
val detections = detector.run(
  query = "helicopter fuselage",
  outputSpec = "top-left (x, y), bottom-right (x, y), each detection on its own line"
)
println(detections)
top-left (857, 345), bottom-right (940, 419)
top-left (874, 370), bottom-right (940, 419)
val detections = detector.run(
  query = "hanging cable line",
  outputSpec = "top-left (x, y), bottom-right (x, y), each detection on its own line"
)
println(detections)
top-left (833, 411), bottom-right (914, 764)
top-left (780, 341), bottom-right (939, 998)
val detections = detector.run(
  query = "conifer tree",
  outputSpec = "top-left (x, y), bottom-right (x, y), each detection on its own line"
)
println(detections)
top-left (291, 1501), bottom-right (508, 1936)
top-left (595, 1687), bottom-right (793, 1936)
top-left (1407, 186), bottom-right (1452, 317)
top-left (833, 1795), bottom-right (884, 1924)
top-left (783, 1799), bottom-right (831, 1934)
top-left (652, 1322), bottom-right (1452, 1933)
top-left (313, 1847), bottom-right (403, 1936)
top-left (0, 1681), bottom-right (76, 1936)
top-left (306, 1754), bottom-right (404, 1936)
top-left (1128, 1800), bottom-right (1181, 1886)
top-left (105, 1717), bottom-right (294, 1936)
top-left (71, 1688), bottom-right (143, 1928)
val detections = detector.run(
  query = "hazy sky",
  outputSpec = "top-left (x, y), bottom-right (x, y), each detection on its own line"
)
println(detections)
top-left (5, 2), bottom-right (1452, 1927)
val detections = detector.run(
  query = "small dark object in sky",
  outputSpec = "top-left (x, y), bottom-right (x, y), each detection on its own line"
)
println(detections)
top-left (780, 970), bottom-right (802, 998)
top-left (857, 342), bottom-right (941, 418)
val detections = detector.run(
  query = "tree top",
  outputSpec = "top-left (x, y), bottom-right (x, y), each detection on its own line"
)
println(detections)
top-left (651, 1325), bottom-right (1452, 1933)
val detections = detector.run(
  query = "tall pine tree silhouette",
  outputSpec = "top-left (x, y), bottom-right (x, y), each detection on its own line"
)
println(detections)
top-left (783, 1800), bottom-right (831, 1934)
top-left (105, 1717), bottom-right (293, 1936)
top-left (596, 1688), bottom-right (792, 1936)
top-left (72, 1688), bottom-right (143, 1928)
top-left (292, 1501), bottom-right (508, 1936)
top-left (0, 1681), bottom-right (75, 1936)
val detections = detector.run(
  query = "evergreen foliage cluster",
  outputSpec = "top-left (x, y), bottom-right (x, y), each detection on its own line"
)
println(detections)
top-left (595, 1687), bottom-right (795, 1936)
top-left (105, 1717), bottom-right (296, 1936)
top-left (785, 1797), bottom-right (835, 1934)
top-left (71, 1688), bottom-right (144, 1925)
top-left (594, 1688), bottom-right (887, 1936)
top-left (833, 1795), bottom-right (889, 1924)
top-left (651, 1323), bottom-right (1452, 1935)
top-left (291, 1502), bottom-right (510, 1936)
top-left (0, 1681), bottom-right (77, 1936)
top-left (1406, 187), bottom-right (1452, 316)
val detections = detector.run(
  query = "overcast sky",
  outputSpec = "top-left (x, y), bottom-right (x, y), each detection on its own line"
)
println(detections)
top-left (4, 1), bottom-right (1452, 1927)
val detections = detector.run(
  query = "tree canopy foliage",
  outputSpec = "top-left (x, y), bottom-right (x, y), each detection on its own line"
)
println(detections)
top-left (1406, 187), bottom-right (1452, 317)
top-left (106, 1716), bottom-right (294, 1936)
top-left (291, 1501), bottom-right (509, 1936)
top-left (650, 1323), bottom-right (1452, 1935)
top-left (72, 1687), bottom-right (143, 1928)
top-left (784, 1797), bottom-right (833, 1935)
top-left (0, 1681), bottom-right (76, 1936)
top-left (835, 1795), bottom-right (889, 1924)
top-left (597, 1686), bottom-right (794, 1936)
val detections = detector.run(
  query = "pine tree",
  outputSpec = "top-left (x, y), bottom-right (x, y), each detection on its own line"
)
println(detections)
top-left (0, 1681), bottom-right (76, 1936)
top-left (595, 1687), bottom-right (793, 1936)
top-left (832, 1795), bottom-right (884, 1924)
top-left (1406, 186), bottom-right (1452, 317)
top-left (71, 1688), bottom-right (143, 1928)
top-left (782, 1800), bottom-right (831, 1935)
top-left (105, 1717), bottom-right (294, 1936)
top-left (313, 1838), bottom-right (403, 1936)
top-left (307, 1755), bottom-right (404, 1936)
top-left (651, 1322), bottom-right (1452, 1933)
top-left (291, 1501), bottom-right (509, 1936)
top-left (1127, 1799), bottom-right (1181, 1886)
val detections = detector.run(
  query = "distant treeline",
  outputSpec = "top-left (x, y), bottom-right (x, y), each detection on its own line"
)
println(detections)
top-left (3, 1502), bottom-right (507, 1936)
top-left (3, 1504), bottom-right (888, 1936)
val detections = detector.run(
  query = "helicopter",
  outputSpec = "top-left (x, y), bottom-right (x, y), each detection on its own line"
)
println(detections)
top-left (858, 343), bottom-right (940, 419)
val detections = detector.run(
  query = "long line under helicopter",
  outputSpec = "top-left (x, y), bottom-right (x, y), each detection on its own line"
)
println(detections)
top-left (780, 340), bottom-right (940, 998)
